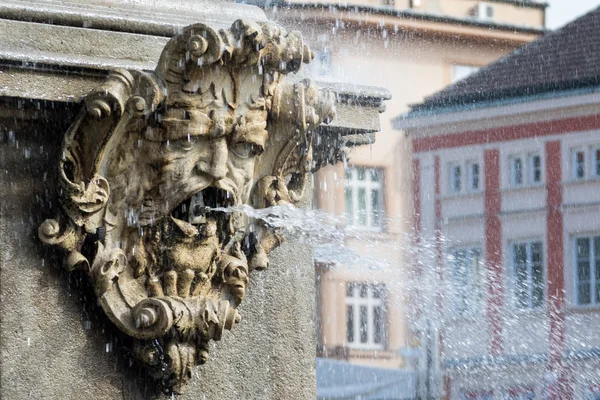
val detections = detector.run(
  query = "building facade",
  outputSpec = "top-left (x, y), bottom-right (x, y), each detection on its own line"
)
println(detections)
top-left (398, 7), bottom-right (600, 399)
top-left (263, 0), bottom-right (547, 380)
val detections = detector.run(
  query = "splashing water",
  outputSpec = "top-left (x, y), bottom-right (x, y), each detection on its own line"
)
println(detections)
top-left (210, 204), bottom-right (406, 268)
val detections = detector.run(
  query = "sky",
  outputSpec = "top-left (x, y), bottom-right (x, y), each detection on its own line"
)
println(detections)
top-left (545, 0), bottom-right (600, 29)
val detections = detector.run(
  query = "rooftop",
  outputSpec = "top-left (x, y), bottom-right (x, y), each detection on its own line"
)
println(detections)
top-left (253, 1), bottom-right (547, 34)
top-left (404, 6), bottom-right (600, 114)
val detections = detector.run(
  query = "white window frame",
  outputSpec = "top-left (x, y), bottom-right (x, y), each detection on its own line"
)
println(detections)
top-left (345, 283), bottom-right (386, 350)
top-left (448, 162), bottom-right (462, 194)
top-left (509, 154), bottom-right (524, 187)
top-left (510, 240), bottom-right (545, 310)
top-left (528, 152), bottom-right (543, 185)
top-left (466, 160), bottom-right (481, 192)
top-left (344, 166), bottom-right (384, 231)
top-left (508, 152), bottom-right (543, 187)
top-left (572, 147), bottom-right (587, 181)
top-left (476, 2), bottom-right (495, 21)
top-left (573, 235), bottom-right (600, 307)
top-left (450, 247), bottom-right (484, 316)
top-left (593, 146), bottom-right (600, 178)
top-left (567, 145), bottom-right (600, 181)
top-left (447, 160), bottom-right (482, 195)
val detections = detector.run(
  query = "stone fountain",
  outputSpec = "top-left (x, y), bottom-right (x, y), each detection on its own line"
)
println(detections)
top-left (0, 1), bottom-right (389, 398)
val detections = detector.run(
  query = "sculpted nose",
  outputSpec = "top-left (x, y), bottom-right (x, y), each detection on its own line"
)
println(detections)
top-left (233, 267), bottom-right (248, 282)
top-left (209, 138), bottom-right (228, 180)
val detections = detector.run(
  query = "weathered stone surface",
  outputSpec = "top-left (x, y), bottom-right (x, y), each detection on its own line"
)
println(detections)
top-left (0, 1), bottom-right (386, 397)
top-left (1, 106), bottom-right (126, 399)
top-left (171, 235), bottom-right (317, 400)
top-left (32, 18), bottom-right (333, 392)
top-left (0, 0), bottom-right (267, 35)
top-left (0, 103), bottom-right (316, 399)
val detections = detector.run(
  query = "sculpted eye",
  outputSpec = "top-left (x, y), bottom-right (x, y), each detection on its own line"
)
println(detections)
top-left (231, 142), bottom-right (261, 159)
top-left (175, 135), bottom-right (193, 151)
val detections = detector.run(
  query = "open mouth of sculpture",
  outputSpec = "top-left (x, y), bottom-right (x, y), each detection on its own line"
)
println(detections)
top-left (171, 187), bottom-right (235, 242)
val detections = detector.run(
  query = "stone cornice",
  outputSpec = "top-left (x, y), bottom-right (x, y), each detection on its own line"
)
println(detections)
top-left (0, 0), bottom-right (267, 36)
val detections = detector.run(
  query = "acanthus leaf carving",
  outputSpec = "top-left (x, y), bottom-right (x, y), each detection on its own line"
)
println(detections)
top-left (39, 19), bottom-right (335, 394)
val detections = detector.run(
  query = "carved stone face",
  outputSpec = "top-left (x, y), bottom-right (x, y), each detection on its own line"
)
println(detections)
top-left (144, 114), bottom-right (263, 219)
top-left (138, 100), bottom-right (268, 222)
top-left (127, 119), bottom-right (263, 269)
top-left (39, 20), bottom-right (335, 394)
top-left (107, 118), bottom-right (262, 304)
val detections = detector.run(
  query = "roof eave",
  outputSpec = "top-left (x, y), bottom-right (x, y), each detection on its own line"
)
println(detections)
top-left (485, 0), bottom-right (548, 10)
top-left (272, 2), bottom-right (547, 35)
top-left (393, 85), bottom-right (600, 131)
top-left (411, 77), bottom-right (600, 115)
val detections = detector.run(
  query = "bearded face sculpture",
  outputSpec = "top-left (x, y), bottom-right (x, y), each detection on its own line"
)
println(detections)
top-left (38, 20), bottom-right (334, 393)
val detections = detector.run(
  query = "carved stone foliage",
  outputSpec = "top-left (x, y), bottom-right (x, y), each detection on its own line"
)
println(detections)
top-left (38, 20), bottom-right (334, 394)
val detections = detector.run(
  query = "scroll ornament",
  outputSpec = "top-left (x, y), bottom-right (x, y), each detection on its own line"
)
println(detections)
top-left (38, 20), bottom-right (335, 393)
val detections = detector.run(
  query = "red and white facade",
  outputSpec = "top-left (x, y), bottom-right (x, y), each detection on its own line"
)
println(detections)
top-left (402, 90), bottom-right (600, 399)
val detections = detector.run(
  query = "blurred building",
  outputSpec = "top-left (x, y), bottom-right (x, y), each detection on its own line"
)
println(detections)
top-left (255, 0), bottom-right (547, 393)
top-left (396, 7), bottom-right (600, 400)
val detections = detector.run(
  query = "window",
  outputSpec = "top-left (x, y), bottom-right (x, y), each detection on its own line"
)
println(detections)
top-left (467, 161), bottom-right (480, 191)
top-left (575, 236), bottom-right (600, 306)
top-left (346, 283), bottom-right (386, 349)
top-left (569, 146), bottom-right (600, 180)
top-left (573, 149), bottom-right (586, 180)
top-left (510, 155), bottom-right (524, 186)
top-left (509, 152), bottom-right (542, 187)
top-left (451, 64), bottom-right (480, 83)
top-left (450, 247), bottom-right (483, 315)
top-left (345, 167), bottom-right (384, 230)
top-left (449, 162), bottom-right (462, 193)
top-left (512, 241), bottom-right (544, 309)
top-left (594, 147), bottom-right (600, 177)
top-left (448, 160), bottom-right (481, 194)
top-left (475, 3), bottom-right (495, 20)
top-left (529, 153), bottom-right (542, 184)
